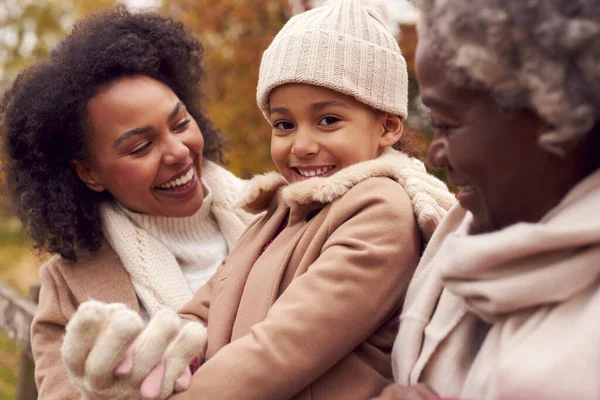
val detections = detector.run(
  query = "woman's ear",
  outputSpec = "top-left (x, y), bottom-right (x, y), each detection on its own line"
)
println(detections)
top-left (70, 160), bottom-right (105, 192)
top-left (379, 114), bottom-right (404, 148)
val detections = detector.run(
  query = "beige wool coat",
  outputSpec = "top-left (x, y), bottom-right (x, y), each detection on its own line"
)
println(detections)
top-left (173, 154), bottom-right (423, 400)
top-left (32, 246), bottom-right (140, 400)
top-left (31, 161), bottom-right (254, 400)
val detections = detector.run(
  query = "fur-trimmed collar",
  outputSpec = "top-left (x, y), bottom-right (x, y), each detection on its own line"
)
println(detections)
top-left (241, 148), bottom-right (414, 213)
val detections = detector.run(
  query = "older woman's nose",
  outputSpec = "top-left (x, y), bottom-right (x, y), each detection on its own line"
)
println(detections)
top-left (427, 138), bottom-right (448, 169)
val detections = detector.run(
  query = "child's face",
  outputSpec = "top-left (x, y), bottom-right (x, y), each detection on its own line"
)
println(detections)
top-left (268, 84), bottom-right (402, 183)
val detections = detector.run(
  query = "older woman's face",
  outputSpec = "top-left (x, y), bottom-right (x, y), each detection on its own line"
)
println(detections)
top-left (416, 44), bottom-right (573, 234)
top-left (73, 75), bottom-right (205, 217)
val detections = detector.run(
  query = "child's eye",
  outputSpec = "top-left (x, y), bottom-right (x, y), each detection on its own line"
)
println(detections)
top-left (273, 120), bottom-right (295, 130)
top-left (318, 116), bottom-right (341, 126)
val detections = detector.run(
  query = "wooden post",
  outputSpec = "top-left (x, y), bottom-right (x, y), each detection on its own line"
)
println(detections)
top-left (0, 282), bottom-right (38, 400)
top-left (16, 285), bottom-right (39, 400)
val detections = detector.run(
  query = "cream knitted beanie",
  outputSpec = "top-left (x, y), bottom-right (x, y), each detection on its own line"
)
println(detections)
top-left (257, 0), bottom-right (408, 119)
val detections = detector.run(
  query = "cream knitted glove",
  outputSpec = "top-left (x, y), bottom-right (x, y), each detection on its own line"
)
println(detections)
top-left (399, 158), bottom-right (457, 241)
top-left (61, 301), bottom-right (207, 400)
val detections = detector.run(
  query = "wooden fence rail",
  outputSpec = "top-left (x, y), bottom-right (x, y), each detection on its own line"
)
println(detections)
top-left (0, 281), bottom-right (39, 400)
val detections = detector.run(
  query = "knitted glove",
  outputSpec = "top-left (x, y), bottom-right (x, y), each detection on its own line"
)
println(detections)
top-left (399, 158), bottom-right (456, 241)
top-left (61, 301), bottom-right (207, 400)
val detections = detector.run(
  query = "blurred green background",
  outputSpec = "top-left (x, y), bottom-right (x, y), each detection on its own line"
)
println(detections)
top-left (0, 0), bottom-right (437, 397)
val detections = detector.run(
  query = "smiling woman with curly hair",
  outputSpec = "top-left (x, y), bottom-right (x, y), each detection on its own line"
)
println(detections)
top-left (3, 7), bottom-right (229, 261)
top-left (0, 7), bottom-right (257, 399)
top-left (373, 0), bottom-right (600, 399)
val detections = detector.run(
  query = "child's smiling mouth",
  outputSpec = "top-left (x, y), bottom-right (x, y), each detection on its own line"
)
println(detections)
top-left (293, 165), bottom-right (336, 179)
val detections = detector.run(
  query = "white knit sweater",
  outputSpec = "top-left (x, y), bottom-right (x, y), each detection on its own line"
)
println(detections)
top-left (100, 160), bottom-right (256, 317)
top-left (120, 181), bottom-right (228, 293)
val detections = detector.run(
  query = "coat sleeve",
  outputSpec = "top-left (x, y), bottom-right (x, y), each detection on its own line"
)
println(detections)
top-left (171, 178), bottom-right (421, 400)
top-left (31, 263), bottom-right (82, 400)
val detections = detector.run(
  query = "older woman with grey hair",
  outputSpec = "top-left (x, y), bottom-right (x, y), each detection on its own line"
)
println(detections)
top-left (374, 0), bottom-right (600, 399)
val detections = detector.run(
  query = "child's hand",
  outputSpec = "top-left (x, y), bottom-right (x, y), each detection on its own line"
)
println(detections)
top-left (61, 300), bottom-right (207, 400)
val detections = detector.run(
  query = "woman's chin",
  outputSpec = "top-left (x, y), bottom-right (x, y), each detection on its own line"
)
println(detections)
top-left (467, 215), bottom-right (498, 235)
top-left (153, 179), bottom-right (205, 217)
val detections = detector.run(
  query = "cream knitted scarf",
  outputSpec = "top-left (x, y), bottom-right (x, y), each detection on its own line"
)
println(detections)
top-left (100, 160), bottom-right (255, 317)
top-left (394, 169), bottom-right (600, 399)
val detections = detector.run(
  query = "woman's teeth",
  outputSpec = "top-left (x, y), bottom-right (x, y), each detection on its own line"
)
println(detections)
top-left (157, 167), bottom-right (194, 190)
top-left (457, 185), bottom-right (475, 192)
top-left (297, 166), bottom-right (334, 177)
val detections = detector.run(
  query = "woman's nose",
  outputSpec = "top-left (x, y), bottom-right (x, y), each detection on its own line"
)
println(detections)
top-left (427, 137), bottom-right (448, 169)
top-left (162, 136), bottom-right (190, 165)
top-left (291, 129), bottom-right (319, 158)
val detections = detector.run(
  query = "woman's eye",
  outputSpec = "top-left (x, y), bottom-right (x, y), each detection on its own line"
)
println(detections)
top-left (129, 142), bottom-right (152, 156)
top-left (273, 121), bottom-right (295, 130)
top-left (174, 119), bottom-right (191, 132)
top-left (318, 116), bottom-right (341, 126)
top-left (430, 119), bottom-right (455, 135)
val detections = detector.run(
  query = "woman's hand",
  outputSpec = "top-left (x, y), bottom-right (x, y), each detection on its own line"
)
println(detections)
top-left (370, 383), bottom-right (440, 400)
top-left (61, 301), bottom-right (207, 400)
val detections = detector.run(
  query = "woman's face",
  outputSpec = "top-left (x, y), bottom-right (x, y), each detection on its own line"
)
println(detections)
top-left (416, 43), bottom-right (579, 234)
top-left (74, 75), bottom-right (205, 217)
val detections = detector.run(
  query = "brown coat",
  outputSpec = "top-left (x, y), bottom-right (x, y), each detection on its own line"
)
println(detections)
top-left (174, 155), bottom-right (422, 400)
top-left (31, 245), bottom-right (140, 400)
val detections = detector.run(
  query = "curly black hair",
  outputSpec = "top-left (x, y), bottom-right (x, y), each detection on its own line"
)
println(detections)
top-left (0, 6), bottom-right (226, 262)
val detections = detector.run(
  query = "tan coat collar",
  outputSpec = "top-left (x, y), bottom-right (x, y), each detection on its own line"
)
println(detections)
top-left (67, 243), bottom-right (140, 312)
top-left (241, 148), bottom-right (413, 214)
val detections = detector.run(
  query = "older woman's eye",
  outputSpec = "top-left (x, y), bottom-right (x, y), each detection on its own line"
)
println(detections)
top-left (273, 120), bottom-right (295, 130)
top-left (318, 115), bottom-right (341, 126)
top-left (430, 119), bottom-right (455, 135)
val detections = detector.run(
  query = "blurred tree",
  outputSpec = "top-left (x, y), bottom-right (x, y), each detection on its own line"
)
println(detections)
top-left (165, 0), bottom-right (292, 178)
top-left (72, 0), bottom-right (120, 18)
top-left (0, 0), bottom-right (117, 217)
top-left (0, 0), bottom-right (68, 85)
top-left (0, 0), bottom-right (118, 85)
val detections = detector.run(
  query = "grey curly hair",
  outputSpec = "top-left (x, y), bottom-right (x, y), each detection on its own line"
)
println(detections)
top-left (412, 0), bottom-right (600, 154)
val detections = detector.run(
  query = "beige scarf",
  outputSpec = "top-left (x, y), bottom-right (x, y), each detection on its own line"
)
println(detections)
top-left (393, 169), bottom-right (600, 399)
top-left (100, 160), bottom-right (255, 317)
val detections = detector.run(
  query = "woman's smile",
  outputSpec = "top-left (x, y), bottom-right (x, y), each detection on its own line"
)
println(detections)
top-left (154, 164), bottom-right (200, 199)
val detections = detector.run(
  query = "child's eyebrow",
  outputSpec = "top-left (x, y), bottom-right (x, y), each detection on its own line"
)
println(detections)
top-left (270, 107), bottom-right (289, 115)
top-left (312, 101), bottom-right (348, 110)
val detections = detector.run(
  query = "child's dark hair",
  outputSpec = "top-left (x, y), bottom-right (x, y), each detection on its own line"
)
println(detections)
top-left (0, 6), bottom-right (225, 262)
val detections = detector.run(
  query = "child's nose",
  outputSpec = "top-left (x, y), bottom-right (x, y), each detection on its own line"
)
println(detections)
top-left (291, 129), bottom-right (319, 158)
